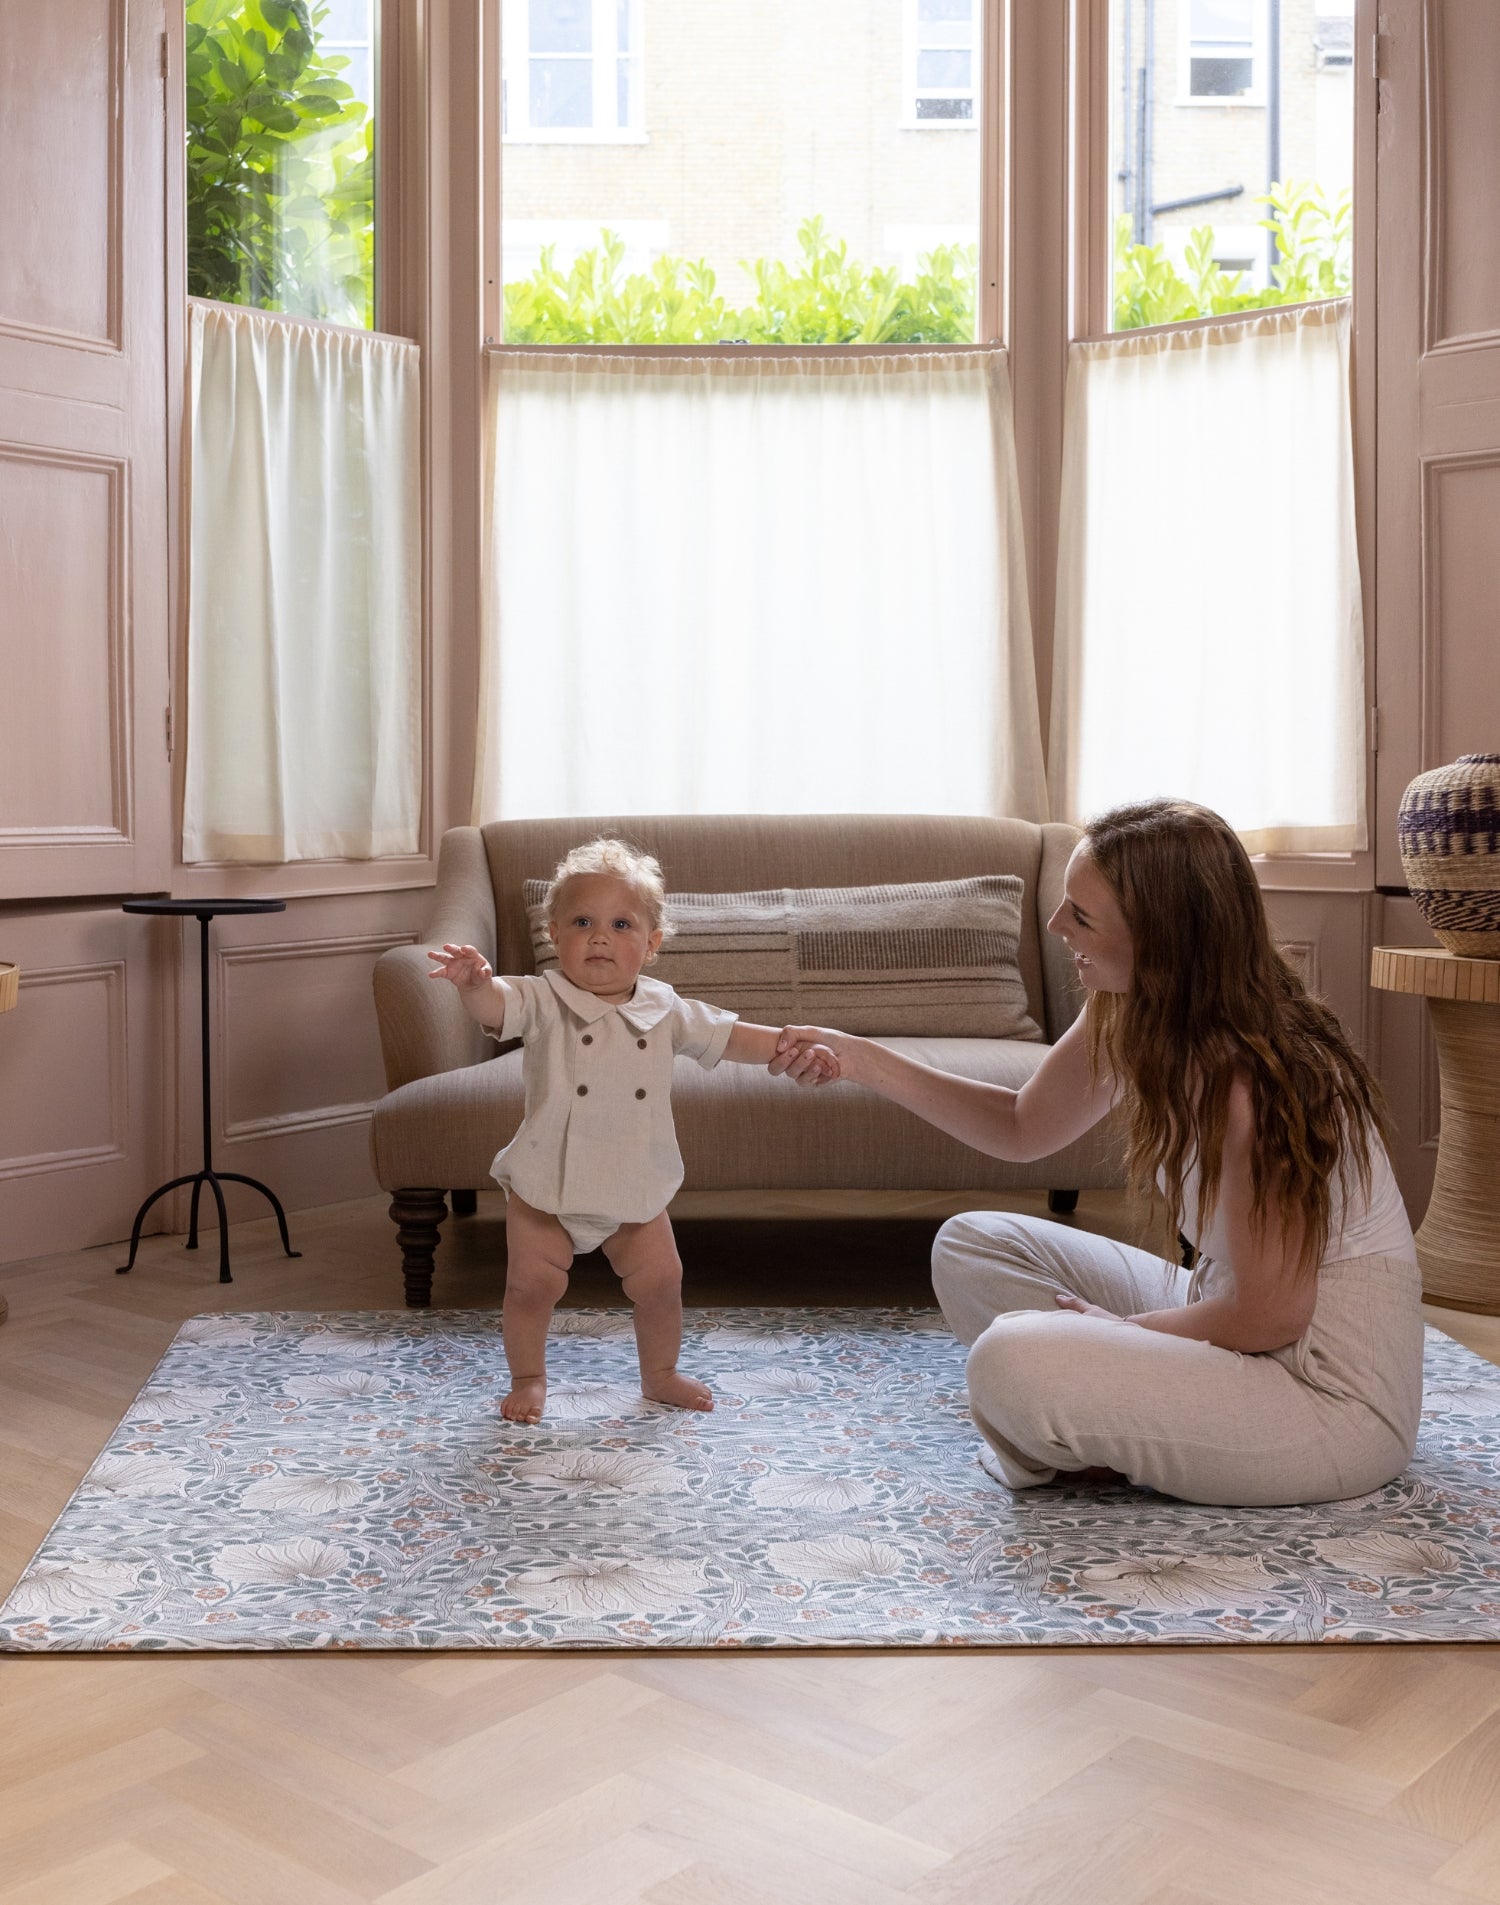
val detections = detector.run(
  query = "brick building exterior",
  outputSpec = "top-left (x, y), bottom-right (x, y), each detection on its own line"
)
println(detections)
top-left (496, 0), bottom-right (1353, 319)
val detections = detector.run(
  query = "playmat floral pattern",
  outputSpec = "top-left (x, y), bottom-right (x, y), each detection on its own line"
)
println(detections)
top-left (3, 1308), bottom-right (1500, 1650)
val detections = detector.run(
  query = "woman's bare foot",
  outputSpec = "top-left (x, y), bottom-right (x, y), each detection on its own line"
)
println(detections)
top-left (641, 1369), bottom-right (713, 1412)
top-left (501, 1376), bottom-right (547, 1423)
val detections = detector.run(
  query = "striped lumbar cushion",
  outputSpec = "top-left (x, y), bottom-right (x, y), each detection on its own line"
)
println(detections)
top-left (522, 876), bottom-right (1043, 1040)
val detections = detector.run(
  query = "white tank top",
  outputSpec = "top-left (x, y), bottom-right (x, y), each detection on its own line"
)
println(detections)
top-left (1161, 1128), bottom-right (1416, 1269)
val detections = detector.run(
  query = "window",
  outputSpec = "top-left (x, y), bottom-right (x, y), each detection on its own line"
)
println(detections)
top-left (905, 0), bottom-right (977, 124)
top-left (184, 0), bottom-right (378, 328)
top-left (503, 0), bottom-right (643, 142)
top-left (497, 0), bottom-right (988, 343)
top-left (1184, 0), bottom-right (1260, 102)
top-left (1108, 0), bottom-right (1354, 331)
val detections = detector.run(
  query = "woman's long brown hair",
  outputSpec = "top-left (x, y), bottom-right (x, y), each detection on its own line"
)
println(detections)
top-left (1081, 799), bottom-right (1390, 1278)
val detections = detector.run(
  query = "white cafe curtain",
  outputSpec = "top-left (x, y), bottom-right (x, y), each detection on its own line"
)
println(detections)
top-left (1049, 299), bottom-right (1366, 853)
top-left (474, 348), bottom-right (1048, 823)
top-left (183, 298), bottom-right (421, 863)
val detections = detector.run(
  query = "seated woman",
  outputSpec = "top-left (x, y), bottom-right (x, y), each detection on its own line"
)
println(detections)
top-left (774, 798), bottom-right (1423, 1507)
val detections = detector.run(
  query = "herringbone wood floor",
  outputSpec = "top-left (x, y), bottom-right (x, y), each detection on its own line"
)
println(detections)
top-left (3, 1192), bottom-right (1500, 1905)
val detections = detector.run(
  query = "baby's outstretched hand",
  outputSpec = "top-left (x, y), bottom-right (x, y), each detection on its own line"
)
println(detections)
top-left (427, 942), bottom-right (494, 991)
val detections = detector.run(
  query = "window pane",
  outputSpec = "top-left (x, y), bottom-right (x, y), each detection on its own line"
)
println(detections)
top-left (1190, 55), bottom-right (1253, 96)
top-left (184, 0), bottom-right (377, 328)
top-left (531, 56), bottom-right (594, 128)
top-left (502, 0), bottom-right (983, 344)
top-left (1191, 0), bottom-right (1255, 37)
top-left (917, 48), bottom-right (971, 90)
top-left (1108, 0), bottom-right (1353, 332)
top-left (915, 96), bottom-right (974, 121)
top-left (530, 0), bottom-right (592, 55)
top-left (918, 0), bottom-right (972, 48)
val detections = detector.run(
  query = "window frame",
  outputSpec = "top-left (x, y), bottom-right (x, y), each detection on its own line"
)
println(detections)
top-left (1067, 0), bottom-right (1378, 885)
top-left (483, 0), bottom-right (1007, 350)
top-left (501, 0), bottom-right (646, 146)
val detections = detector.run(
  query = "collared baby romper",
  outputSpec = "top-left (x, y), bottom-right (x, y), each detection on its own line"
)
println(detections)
top-left (486, 968), bottom-right (737, 1253)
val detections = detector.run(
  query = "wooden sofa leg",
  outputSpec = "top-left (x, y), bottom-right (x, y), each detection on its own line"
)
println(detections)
top-left (450, 1189), bottom-right (478, 1216)
top-left (390, 1189), bottom-right (448, 1308)
top-left (1047, 1190), bottom-right (1079, 1215)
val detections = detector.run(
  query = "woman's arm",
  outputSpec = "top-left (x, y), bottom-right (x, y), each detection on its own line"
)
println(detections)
top-left (773, 1012), bottom-right (1116, 1164)
top-left (1137, 1074), bottom-right (1316, 1350)
top-left (1060, 1072), bottom-right (1317, 1352)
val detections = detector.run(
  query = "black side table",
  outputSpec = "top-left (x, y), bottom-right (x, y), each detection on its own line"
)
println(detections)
top-left (117, 899), bottom-right (301, 1284)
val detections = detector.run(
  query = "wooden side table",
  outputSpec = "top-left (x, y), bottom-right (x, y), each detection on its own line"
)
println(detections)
top-left (1371, 946), bottom-right (1500, 1313)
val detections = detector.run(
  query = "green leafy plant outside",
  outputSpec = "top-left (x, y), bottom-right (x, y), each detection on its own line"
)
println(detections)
top-left (186, 0), bottom-right (374, 328)
top-left (1112, 181), bottom-right (1352, 331)
top-left (503, 216), bottom-right (979, 345)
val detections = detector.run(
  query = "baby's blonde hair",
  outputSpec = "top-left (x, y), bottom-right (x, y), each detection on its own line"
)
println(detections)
top-left (545, 837), bottom-right (672, 939)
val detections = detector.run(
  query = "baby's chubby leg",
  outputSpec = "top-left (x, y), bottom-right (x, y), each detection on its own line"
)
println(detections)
top-left (603, 1213), bottom-right (712, 1412)
top-left (501, 1193), bottom-right (574, 1422)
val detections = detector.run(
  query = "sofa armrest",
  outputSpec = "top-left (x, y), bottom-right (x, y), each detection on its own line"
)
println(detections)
top-left (373, 827), bottom-right (498, 1091)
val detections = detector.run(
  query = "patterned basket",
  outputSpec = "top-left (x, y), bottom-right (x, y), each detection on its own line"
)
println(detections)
top-left (1397, 754), bottom-right (1500, 959)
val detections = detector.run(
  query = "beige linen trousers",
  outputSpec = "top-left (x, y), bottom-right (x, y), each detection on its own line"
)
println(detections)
top-left (932, 1213), bottom-right (1425, 1506)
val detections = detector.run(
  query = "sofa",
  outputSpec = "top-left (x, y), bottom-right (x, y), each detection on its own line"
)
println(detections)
top-left (370, 813), bottom-right (1129, 1305)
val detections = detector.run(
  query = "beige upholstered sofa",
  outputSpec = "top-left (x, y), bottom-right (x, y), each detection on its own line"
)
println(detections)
top-left (370, 814), bottom-right (1128, 1305)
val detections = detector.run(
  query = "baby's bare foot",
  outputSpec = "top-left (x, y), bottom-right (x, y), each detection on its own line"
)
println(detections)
top-left (641, 1369), bottom-right (713, 1412)
top-left (501, 1376), bottom-right (546, 1423)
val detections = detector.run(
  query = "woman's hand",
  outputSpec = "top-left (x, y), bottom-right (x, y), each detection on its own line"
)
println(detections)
top-left (772, 1025), bottom-right (850, 1086)
top-left (1054, 1292), bottom-right (1133, 1324)
top-left (427, 942), bottom-right (494, 992)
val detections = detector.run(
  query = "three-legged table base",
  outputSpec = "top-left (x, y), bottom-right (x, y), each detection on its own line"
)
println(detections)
top-left (116, 1171), bottom-right (301, 1284)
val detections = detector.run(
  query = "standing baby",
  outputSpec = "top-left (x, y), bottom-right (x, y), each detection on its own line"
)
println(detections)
top-left (429, 838), bottom-right (838, 1423)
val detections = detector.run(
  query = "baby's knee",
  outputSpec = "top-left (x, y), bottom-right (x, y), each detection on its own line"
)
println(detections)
top-left (504, 1252), bottom-right (571, 1302)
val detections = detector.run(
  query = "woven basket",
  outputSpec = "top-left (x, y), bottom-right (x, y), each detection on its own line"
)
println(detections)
top-left (1398, 754), bottom-right (1500, 959)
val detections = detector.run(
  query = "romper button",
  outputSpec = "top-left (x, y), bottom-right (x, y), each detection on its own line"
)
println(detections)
top-left (635, 1088), bottom-right (646, 1099)
top-left (582, 1034), bottom-right (593, 1045)
top-left (576, 1085), bottom-right (588, 1096)
top-left (637, 1038), bottom-right (647, 1048)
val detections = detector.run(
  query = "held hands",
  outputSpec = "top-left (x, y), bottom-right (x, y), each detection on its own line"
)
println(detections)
top-left (771, 1024), bottom-right (845, 1087)
top-left (427, 942), bottom-right (495, 992)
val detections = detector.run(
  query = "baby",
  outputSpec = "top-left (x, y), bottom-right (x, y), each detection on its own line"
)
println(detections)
top-left (429, 837), bottom-right (839, 1422)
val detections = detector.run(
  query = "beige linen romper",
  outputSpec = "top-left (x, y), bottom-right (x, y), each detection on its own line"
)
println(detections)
top-left (487, 969), bottom-right (737, 1253)
top-left (932, 1137), bottom-right (1425, 1506)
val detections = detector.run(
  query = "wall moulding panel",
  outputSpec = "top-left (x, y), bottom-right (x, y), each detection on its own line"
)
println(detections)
top-left (0, 962), bottom-right (127, 1180)
top-left (1260, 890), bottom-right (1374, 1060)
top-left (1418, 451), bottom-right (1500, 768)
top-left (0, 0), bottom-right (170, 906)
top-left (169, 892), bottom-right (432, 1231)
top-left (1421, 0), bottom-right (1500, 353)
top-left (0, 440), bottom-right (130, 846)
top-left (0, 0), bottom-right (124, 354)
top-left (0, 906), bottom-right (168, 1264)
top-left (218, 930), bottom-right (419, 1139)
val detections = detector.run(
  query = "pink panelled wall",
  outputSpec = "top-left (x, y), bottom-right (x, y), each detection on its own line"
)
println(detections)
top-left (0, 2), bottom-right (482, 1259)
top-left (1, 0), bottom-right (1495, 1261)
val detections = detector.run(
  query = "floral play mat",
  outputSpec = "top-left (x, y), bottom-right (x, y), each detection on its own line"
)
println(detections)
top-left (3, 1308), bottom-right (1499, 1650)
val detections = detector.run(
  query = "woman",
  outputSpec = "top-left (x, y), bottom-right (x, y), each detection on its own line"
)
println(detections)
top-left (773, 799), bottom-right (1423, 1507)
